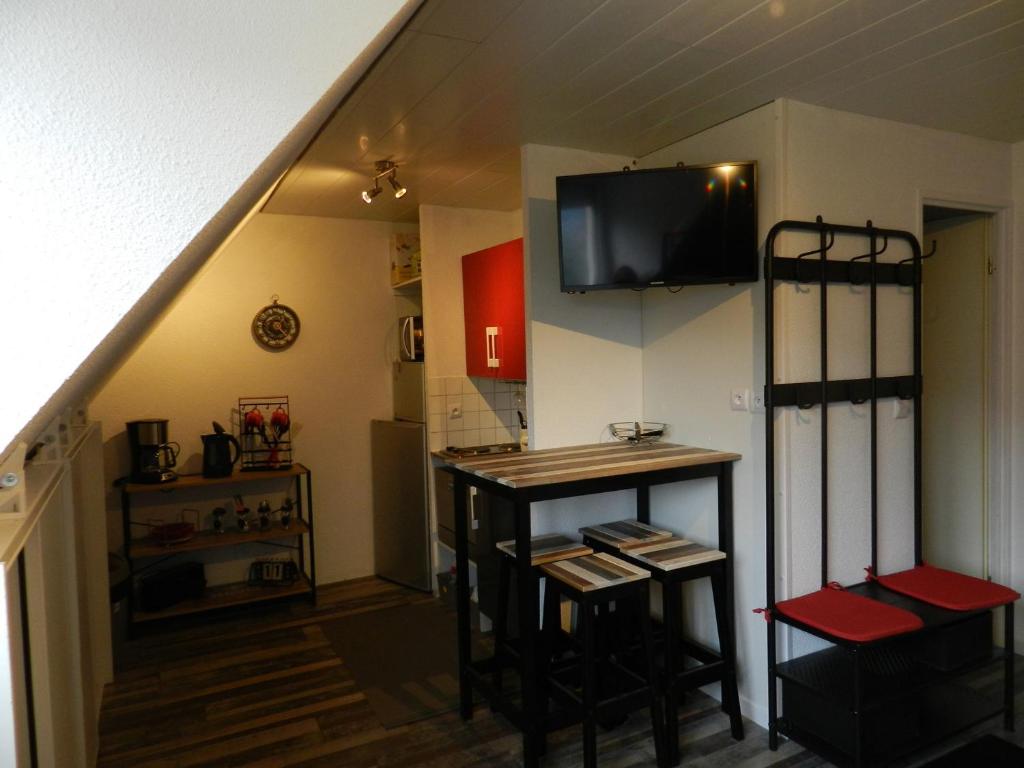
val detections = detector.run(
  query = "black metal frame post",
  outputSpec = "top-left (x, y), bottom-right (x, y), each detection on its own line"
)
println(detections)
top-left (818, 218), bottom-right (830, 589)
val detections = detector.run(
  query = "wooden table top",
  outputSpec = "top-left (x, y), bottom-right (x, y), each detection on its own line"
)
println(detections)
top-left (435, 442), bottom-right (740, 489)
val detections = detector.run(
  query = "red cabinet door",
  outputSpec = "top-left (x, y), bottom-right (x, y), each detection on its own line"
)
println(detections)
top-left (462, 238), bottom-right (525, 380)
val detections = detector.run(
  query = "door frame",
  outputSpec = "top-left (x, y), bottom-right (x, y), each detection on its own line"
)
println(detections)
top-left (917, 190), bottom-right (1014, 597)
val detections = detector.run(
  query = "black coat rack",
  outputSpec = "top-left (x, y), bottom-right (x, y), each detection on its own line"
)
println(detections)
top-left (762, 216), bottom-right (1016, 768)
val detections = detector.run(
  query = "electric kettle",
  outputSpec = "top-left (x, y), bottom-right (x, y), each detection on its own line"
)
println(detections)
top-left (201, 422), bottom-right (241, 478)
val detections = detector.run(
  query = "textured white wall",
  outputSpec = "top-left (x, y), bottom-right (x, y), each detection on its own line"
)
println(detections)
top-left (638, 102), bottom-right (778, 726)
top-left (89, 213), bottom-right (416, 585)
top-left (1, 0), bottom-right (414, 456)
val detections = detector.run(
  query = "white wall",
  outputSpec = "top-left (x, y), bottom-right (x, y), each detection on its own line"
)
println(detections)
top-left (1, 0), bottom-right (416, 459)
top-left (89, 213), bottom-right (416, 584)
top-left (522, 144), bottom-right (644, 451)
top-left (522, 144), bottom-right (647, 533)
top-left (637, 102), bottom-right (778, 725)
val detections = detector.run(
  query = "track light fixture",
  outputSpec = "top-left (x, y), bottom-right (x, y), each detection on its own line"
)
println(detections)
top-left (361, 184), bottom-right (381, 204)
top-left (361, 159), bottom-right (407, 204)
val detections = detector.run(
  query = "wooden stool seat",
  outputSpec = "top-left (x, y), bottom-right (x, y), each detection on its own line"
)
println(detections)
top-left (495, 533), bottom-right (593, 566)
top-left (625, 536), bottom-right (726, 572)
top-left (540, 551), bottom-right (650, 591)
top-left (540, 552), bottom-right (665, 768)
top-left (578, 519), bottom-right (673, 550)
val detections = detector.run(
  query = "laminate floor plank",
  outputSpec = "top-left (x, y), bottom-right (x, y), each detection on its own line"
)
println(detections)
top-left (97, 577), bottom-right (1024, 768)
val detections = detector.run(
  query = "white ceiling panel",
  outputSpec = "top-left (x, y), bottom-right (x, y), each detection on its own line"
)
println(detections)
top-left (265, 0), bottom-right (1024, 221)
top-left (790, 0), bottom-right (1022, 104)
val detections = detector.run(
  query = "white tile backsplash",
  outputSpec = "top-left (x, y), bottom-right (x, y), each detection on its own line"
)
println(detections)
top-left (429, 375), bottom-right (528, 449)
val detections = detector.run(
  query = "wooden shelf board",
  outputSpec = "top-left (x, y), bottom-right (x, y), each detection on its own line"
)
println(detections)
top-left (391, 275), bottom-right (422, 291)
top-left (130, 519), bottom-right (310, 558)
top-left (123, 463), bottom-right (308, 495)
top-left (132, 573), bottom-right (312, 622)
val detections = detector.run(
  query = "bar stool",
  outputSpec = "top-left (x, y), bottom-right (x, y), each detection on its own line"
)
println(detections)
top-left (581, 525), bottom-right (744, 767)
top-left (492, 533), bottom-right (593, 708)
top-left (540, 552), bottom-right (666, 768)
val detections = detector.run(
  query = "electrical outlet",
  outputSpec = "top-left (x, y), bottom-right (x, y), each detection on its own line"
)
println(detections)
top-left (730, 388), bottom-right (750, 412)
top-left (449, 406), bottom-right (462, 419)
top-left (751, 390), bottom-right (766, 413)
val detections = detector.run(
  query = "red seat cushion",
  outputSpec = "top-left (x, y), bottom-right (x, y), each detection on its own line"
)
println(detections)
top-left (775, 587), bottom-right (923, 642)
top-left (876, 564), bottom-right (1019, 612)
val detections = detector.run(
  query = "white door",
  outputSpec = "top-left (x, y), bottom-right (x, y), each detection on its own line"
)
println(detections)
top-left (922, 213), bottom-right (989, 577)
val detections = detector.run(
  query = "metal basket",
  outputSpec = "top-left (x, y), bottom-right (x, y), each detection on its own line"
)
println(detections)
top-left (609, 421), bottom-right (667, 444)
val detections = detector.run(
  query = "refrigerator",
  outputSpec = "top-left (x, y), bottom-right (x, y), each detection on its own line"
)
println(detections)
top-left (371, 360), bottom-right (432, 591)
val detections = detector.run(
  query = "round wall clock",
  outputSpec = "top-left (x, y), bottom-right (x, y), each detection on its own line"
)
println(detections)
top-left (252, 297), bottom-right (300, 350)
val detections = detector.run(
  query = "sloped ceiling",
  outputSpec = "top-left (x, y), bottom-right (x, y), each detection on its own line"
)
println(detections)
top-left (265, 0), bottom-right (1024, 222)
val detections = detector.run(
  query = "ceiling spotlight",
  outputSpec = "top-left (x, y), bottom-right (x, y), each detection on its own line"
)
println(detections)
top-left (361, 184), bottom-right (381, 204)
top-left (359, 159), bottom-right (408, 203)
top-left (388, 173), bottom-right (407, 199)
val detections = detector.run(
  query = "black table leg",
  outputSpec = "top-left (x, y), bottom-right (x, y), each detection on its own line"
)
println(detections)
top-left (453, 472), bottom-right (472, 720)
top-left (637, 482), bottom-right (651, 524)
top-left (717, 463), bottom-right (736, 670)
top-left (514, 497), bottom-right (540, 768)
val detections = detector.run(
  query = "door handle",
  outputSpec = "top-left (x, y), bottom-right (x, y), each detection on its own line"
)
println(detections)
top-left (401, 317), bottom-right (414, 360)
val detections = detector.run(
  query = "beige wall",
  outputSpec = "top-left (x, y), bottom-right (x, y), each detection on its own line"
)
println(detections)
top-left (419, 205), bottom-right (525, 453)
top-left (90, 213), bottom-right (416, 584)
top-left (420, 205), bottom-right (523, 384)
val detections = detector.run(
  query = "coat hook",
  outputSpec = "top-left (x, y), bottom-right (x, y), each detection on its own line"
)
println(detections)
top-left (898, 239), bottom-right (937, 265)
top-left (794, 229), bottom-right (835, 283)
top-left (848, 235), bottom-right (888, 285)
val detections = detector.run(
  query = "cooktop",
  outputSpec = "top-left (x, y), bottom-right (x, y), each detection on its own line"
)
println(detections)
top-left (441, 442), bottom-right (521, 459)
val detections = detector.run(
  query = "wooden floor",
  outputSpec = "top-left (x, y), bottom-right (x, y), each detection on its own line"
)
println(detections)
top-left (98, 577), bottom-right (1023, 767)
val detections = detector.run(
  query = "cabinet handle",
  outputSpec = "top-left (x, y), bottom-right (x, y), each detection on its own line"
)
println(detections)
top-left (469, 486), bottom-right (480, 530)
top-left (486, 326), bottom-right (499, 369)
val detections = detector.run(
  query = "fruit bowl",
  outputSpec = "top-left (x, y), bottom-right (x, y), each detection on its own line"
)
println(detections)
top-left (609, 421), bottom-right (667, 444)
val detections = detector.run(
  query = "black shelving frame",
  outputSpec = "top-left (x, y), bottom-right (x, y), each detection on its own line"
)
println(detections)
top-left (763, 216), bottom-right (1015, 767)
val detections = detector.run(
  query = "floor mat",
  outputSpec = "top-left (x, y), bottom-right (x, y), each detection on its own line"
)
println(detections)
top-left (320, 599), bottom-right (466, 728)
top-left (918, 734), bottom-right (1024, 767)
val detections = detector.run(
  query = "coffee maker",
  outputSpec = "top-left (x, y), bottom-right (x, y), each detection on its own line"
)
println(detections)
top-left (126, 419), bottom-right (180, 484)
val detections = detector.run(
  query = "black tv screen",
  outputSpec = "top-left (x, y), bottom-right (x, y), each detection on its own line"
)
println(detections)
top-left (556, 162), bottom-right (758, 292)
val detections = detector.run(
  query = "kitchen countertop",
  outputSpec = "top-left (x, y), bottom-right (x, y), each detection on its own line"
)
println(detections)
top-left (433, 441), bottom-right (740, 489)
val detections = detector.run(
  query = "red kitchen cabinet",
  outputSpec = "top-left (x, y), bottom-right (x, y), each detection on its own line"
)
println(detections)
top-left (462, 238), bottom-right (525, 380)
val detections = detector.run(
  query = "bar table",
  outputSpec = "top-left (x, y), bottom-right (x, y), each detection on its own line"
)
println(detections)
top-left (436, 441), bottom-right (740, 767)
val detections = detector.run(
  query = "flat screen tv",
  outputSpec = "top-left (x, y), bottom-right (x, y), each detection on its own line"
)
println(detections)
top-left (556, 162), bottom-right (758, 292)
